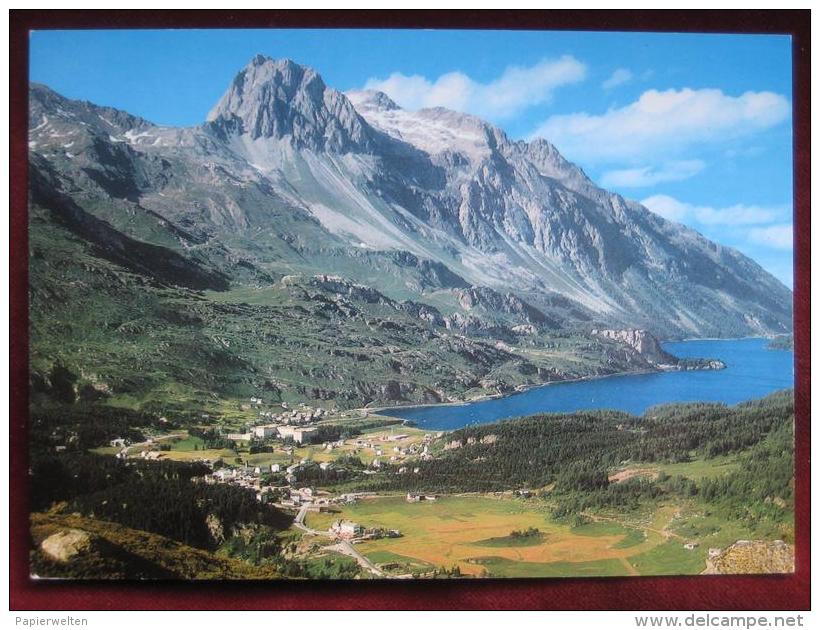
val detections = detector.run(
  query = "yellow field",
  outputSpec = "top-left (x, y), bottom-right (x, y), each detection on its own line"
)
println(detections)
top-left (153, 448), bottom-right (237, 462)
top-left (304, 495), bottom-right (684, 577)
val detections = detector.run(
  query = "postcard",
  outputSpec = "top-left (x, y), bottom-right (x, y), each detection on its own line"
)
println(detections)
top-left (26, 27), bottom-right (795, 581)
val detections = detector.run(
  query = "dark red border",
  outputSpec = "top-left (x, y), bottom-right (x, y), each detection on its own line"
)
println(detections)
top-left (9, 10), bottom-right (810, 611)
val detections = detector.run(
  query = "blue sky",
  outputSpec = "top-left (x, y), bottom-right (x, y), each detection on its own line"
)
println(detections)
top-left (30, 29), bottom-right (794, 286)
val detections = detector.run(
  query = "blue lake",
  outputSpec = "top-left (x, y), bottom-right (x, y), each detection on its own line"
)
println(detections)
top-left (385, 337), bottom-right (794, 430)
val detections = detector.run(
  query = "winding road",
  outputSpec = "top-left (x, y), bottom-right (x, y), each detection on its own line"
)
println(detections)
top-left (290, 503), bottom-right (396, 578)
top-left (327, 540), bottom-right (388, 577)
top-left (293, 503), bottom-right (325, 535)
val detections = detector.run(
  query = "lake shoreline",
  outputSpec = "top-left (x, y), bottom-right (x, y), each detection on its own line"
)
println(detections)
top-left (367, 366), bottom-right (662, 416)
top-left (369, 337), bottom-right (793, 429)
top-left (365, 337), bottom-right (767, 417)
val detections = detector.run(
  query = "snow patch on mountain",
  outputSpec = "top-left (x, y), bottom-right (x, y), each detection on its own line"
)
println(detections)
top-left (347, 89), bottom-right (494, 163)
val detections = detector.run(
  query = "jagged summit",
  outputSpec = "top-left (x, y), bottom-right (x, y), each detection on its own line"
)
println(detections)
top-left (29, 82), bottom-right (153, 134)
top-left (345, 89), bottom-right (402, 112)
top-left (206, 55), bottom-right (374, 152)
top-left (348, 93), bottom-right (506, 164)
top-left (206, 56), bottom-right (323, 123)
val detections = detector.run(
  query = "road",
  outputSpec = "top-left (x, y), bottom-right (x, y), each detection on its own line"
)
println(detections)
top-left (289, 501), bottom-right (420, 579)
top-left (581, 508), bottom-right (684, 541)
top-left (327, 540), bottom-right (389, 578)
top-left (123, 433), bottom-right (186, 456)
top-left (292, 503), bottom-right (325, 535)
top-left (289, 503), bottom-right (390, 578)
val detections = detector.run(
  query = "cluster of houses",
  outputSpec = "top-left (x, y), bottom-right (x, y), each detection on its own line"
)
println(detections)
top-left (255, 402), bottom-right (329, 425)
top-left (112, 402), bottom-right (446, 540)
top-left (220, 429), bottom-right (439, 483)
top-left (323, 439), bottom-right (345, 451)
top-left (444, 434), bottom-right (498, 451)
top-left (353, 433), bottom-right (436, 472)
top-left (205, 455), bottom-right (361, 509)
top-left (223, 399), bottom-right (336, 445)
top-left (207, 463), bottom-right (319, 507)
top-left (330, 519), bottom-right (402, 541)
top-left (223, 401), bottom-right (337, 446)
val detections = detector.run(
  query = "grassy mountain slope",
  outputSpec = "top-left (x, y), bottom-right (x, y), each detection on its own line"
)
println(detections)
top-left (31, 197), bottom-right (665, 410)
top-left (30, 512), bottom-right (281, 579)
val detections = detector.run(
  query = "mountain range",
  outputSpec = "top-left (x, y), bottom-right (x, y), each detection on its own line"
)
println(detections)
top-left (27, 55), bottom-right (792, 408)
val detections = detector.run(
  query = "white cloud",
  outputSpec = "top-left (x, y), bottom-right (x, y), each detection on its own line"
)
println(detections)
top-left (363, 56), bottom-right (587, 120)
top-left (725, 146), bottom-right (764, 159)
top-left (641, 194), bottom-right (785, 227)
top-left (747, 224), bottom-right (793, 250)
top-left (531, 88), bottom-right (790, 163)
top-left (602, 68), bottom-right (632, 90)
top-left (600, 160), bottom-right (705, 188)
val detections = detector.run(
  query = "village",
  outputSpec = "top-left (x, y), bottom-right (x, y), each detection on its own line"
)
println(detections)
top-left (100, 398), bottom-right (446, 577)
top-left (90, 395), bottom-right (780, 579)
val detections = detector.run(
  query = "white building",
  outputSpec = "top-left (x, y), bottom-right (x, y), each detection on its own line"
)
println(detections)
top-left (293, 427), bottom-right (319, 444)
top-left (214, 469), bottom-right (232, 482)
top-left (277, 426), bottom-right (296, 439)
top-left (253, 425), bottom-right (278, 439)
top-left (331, 520), bottom-right (363, 538)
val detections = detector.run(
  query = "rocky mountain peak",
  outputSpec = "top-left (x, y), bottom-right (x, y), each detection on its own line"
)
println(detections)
top-left (29, 83), bottom-right (151, 135)
top-left (205, 55), bottom-right (374, 152)
top-left (349, 97), bottom-right (508, 165)
top-left (345, 89), bottom-right (401, 113)
top-left (523, 136), bottom-right (596, 192)
top-left (207, 56), bottom-right (325, 121)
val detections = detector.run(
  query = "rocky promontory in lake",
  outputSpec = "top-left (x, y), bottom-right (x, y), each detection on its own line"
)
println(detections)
top-left (591, 329), bottom-right (725, 371)
top-left (767, 334), bottom-right (794, 350)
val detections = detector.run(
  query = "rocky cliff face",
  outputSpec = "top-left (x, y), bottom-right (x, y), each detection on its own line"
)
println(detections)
top-left (347, 86), bottom-right (793, 338)
top-left (455, 287), bottom-right (556, 328)
top-left (592, 328), bottom-right (726, 371)
top-left (592, 329), bottom-right (677, 365)
top-left (28, 55), bottom-right (793, 339)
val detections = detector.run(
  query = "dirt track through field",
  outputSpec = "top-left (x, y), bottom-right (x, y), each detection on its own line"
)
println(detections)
top-left (310, 496), bottom-right (685, 576)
